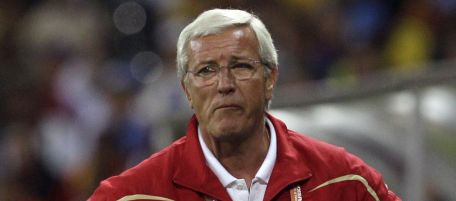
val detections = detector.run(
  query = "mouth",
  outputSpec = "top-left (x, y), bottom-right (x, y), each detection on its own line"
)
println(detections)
top-left (214, 104), bottom-right (242, 111)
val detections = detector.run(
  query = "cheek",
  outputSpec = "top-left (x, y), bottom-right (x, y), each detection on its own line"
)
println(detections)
top-left (190, 88), bottom-right (212, 115)
top-left (242, 81), bottom-right (267, 108)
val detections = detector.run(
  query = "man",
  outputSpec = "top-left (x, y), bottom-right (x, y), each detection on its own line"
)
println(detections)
top-left (89, 9), bottom-right (401, 201)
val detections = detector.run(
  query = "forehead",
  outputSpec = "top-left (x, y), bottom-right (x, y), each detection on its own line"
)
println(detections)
top-left (187, 26), bottom-right (260, 64)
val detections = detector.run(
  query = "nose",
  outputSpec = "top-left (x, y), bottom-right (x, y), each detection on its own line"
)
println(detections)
top-left (216, 67), bottom-right (235, 94)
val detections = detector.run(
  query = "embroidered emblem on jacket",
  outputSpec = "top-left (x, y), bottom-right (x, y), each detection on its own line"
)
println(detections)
top-left (290, 185), bottom-right (302, 201)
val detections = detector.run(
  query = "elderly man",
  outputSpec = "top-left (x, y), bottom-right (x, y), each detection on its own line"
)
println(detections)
top-left (89, 9), bottom-right (401, 201)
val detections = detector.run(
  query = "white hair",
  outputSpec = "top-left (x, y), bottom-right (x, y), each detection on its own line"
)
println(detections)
top-left (176, 8), bottom-right (278, 80)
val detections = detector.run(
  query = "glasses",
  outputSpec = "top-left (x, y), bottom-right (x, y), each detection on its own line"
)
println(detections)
top-left (186, 59), bottom-right (264, 86)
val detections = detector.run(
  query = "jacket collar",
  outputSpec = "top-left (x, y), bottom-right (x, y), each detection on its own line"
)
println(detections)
top-left (173, 113), bottom-right (313, 201)
top-left (263, 113), bottom-right (313, 201)
top-left (172, 115), bottom-right (231, 201)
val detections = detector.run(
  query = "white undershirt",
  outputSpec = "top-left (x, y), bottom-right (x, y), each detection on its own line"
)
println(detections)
top-left (198, 118), bottom-right (277, 201)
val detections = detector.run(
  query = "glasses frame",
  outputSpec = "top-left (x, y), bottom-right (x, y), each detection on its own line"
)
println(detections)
top-left (185, 58), bottom-right (265, 86)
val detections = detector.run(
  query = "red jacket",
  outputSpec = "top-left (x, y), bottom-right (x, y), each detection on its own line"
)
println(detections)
top-left (89, 114), bottom-right (401, 201)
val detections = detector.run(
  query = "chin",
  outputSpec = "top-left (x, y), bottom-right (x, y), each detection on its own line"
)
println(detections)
top-left (204, 111), bottom-right (250, 140)
top-left (210, 124), bottom-right (247, 142)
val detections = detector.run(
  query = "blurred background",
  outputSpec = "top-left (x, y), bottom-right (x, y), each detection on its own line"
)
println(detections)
top-left (0, 0), bottom-right (455, 200)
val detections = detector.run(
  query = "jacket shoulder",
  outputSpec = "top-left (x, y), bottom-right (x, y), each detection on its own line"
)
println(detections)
top-left (287, 129), bottom-right (380, 178)
top-left (88, 136), bottom-right (188, 201)
top-left (287, 130), bottom-right (400, 200)
top-left (287, 130), bottom-right (348, 166)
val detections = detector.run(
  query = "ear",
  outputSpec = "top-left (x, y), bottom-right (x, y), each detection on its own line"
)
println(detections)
top-left (180, 78), bottom-right (193, 109)
top-left (265, 66), bottom-right (278, 100)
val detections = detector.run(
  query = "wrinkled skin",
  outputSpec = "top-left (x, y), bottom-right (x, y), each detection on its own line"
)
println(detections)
top-left (181, 26), bottom-right (277, 143)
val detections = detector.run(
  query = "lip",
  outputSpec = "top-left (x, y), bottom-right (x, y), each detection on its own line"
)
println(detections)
top-left (214, 104), bottom-right (242, 111)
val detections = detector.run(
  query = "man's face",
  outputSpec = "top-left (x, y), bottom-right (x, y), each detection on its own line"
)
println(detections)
top-left (181, 26), bottom-right (277, 140)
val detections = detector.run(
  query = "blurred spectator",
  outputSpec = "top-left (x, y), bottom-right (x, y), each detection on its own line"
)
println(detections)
top-left (383, 0), bottom-right (437, 71)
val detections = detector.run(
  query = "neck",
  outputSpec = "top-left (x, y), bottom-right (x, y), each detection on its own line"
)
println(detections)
top-left (202, 121), bottom-right (271, 186)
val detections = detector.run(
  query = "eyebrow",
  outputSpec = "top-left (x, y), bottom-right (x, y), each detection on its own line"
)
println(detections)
top-left (192, 53), bottom-right (258, 69)
top-left (197, 56), bottom-right (250, 64)
top-left (195, 60), bottom-right (217, 67)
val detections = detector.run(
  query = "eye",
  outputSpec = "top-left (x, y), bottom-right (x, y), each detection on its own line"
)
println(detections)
top-left (196, 65), bottom-right (217, 76)
top-left (231, 62), bottom-right (254, 70)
